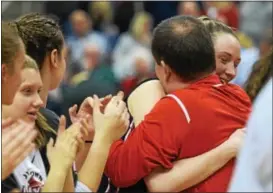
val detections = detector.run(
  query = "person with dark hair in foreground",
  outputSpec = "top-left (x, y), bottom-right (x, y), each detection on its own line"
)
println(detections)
top-left (103, 15), bottom-right (251, 192)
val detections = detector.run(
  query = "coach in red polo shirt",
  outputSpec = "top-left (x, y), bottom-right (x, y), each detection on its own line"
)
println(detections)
top-left (105, 15), bottom-right (251, 192)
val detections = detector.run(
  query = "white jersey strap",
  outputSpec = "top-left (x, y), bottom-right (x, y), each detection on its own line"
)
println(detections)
top-left (166, 94), bottom-right (191, 123)
top-left (124, 121), bottom-right (134, 141)
top-left (213, 83), bottom-right (223, 87)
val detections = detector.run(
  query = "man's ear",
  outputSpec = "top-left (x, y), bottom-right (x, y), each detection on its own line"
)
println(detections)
top-left (161, 60), bottom-right (171, 83)
top-left (49, 49), bottom-right (59, 69)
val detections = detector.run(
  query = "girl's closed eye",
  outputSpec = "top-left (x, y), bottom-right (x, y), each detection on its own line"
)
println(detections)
top-left (220, 58), bottom-right (229, 64)
top-left (22, 87), bottom-right (33, 95)
top-left (234, 60), bottom-right (241, 68)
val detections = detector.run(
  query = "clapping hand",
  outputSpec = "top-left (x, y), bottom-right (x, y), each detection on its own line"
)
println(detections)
top-left (2, 118), bottom-right (37, 180)
top-left (46, 116), bottom-right (89, 170)
top-left (92, 93), bottom-right (130, 145)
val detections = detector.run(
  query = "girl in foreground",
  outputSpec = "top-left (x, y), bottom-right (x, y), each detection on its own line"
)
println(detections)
top-left (2, 55), bottom-right (129, 192)
top-left (2, 55), bottom-right (87, 192)
top-left (1, 22), bottom-right (37, 180)
top-left (6, 13), bottom-right (129, 192)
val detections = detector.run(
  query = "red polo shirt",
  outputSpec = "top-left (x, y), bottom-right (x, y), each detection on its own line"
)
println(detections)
top-left (105, 75), bottom-right (251, 192)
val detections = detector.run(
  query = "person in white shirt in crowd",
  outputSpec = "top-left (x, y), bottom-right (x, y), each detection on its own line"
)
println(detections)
top-left (112, 11), bottom-right (153, 81)
top-left (239, 2), bottom-right (272, 45)
top-left (232, 29), bottom-right (272, 87)
top-left (66, 9), bottom-right (108, 64)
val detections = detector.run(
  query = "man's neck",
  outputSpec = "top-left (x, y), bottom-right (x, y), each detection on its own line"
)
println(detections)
top-left (166, 81), bottom-right (191, 93)
top-left (166, 73), bottom-right (215, 93)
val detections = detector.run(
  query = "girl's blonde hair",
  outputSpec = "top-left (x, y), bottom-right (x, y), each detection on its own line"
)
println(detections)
top-left (23, 55), bottom-right (39, 70)
top-left (129, 11), bottom-right (153, 41)
top-left (24, 55), bottom-right (57, 148)
top-left (198, 16), bottom-right (237, 41)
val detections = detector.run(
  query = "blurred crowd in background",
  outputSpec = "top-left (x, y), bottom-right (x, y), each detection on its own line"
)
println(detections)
top-left (1, 1), bottom-right (273, 192)
top-left (40, 1), bottom-right (272, 122)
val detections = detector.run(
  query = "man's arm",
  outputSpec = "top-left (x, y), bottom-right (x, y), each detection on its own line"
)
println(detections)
top-left (144, 135), bottom-right (239, 192)
top-left (105, 97), bottom-right (189, 187)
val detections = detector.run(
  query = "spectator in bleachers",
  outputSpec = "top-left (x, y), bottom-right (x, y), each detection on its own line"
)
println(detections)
top-left (239, 2), bottom-right (273, 45)
top-left (70, 44), bottom-right (106, 85)
top-left (45, 1), bottom-right (79, 34)
top-left (89, 1), bottom-right (119, 54)
top-left (143, 1), bottom-right (178, 27)
top-left (89, 1), bottom-right (114, 32)
top-left (61, 44), bottom-right (118, 123)
top-left (216, 2), bottom-right (239, 29)
top-left (112, 11), bottom-right (153, 81)
top-left (231, 31), bottom-right (259, 87)
top-left (177, 1), bottom-right (201, 17)
top-left (121, 46), bottom-right (155, 97)
top-left (203, 2), bottom-right (239, 29)
top-left (113, 2), bottom-right (135, 34)
top-left (259, 29), bottom-right (273, 58)
top-left (232, 28), bottom-right (272, 87)
top-left (66, 10), bottom-right (108, 63)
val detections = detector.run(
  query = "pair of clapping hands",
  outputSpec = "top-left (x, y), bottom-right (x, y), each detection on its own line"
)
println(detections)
top-left (46, 91), bottom-right (130, 171)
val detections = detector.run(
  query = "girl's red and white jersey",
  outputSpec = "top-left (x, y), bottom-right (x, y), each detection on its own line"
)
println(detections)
top-left (13, 150), bottom-right (46, 193)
